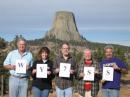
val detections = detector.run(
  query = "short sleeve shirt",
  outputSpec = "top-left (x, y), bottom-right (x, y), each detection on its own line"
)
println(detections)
top-left (4, 49), bottom-right (33, 77)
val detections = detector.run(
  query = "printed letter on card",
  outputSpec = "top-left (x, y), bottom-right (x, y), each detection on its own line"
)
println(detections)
top-left (102, 67), bottom-right (114, 81)
top-left (59, 63), bottom-right (71, 78)
top-left (36, 64), bottom-right (48, 78)
top-left (15, 59), bottom-right (27, 74)
top-left (83, 67), bottom-right (95, 81)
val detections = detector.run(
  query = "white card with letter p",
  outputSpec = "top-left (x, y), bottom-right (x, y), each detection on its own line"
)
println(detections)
top-left (59, 63), bottom-right (71, 78)
top-left (36, 64), bottom-right (48, 78)
top-left (15, 59), bottom-right (27, 74)
top-left (102, 67), bottom-right (114, 81)
top-left (83, 67), bottom-right (95, 81)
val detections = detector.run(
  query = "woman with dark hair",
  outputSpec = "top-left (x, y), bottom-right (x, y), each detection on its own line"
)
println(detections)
top-left (31, 47), bottom-right (54, 97)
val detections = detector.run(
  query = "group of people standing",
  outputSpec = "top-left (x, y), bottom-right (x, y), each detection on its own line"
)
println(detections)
top-left (3, 38), bottom-right (128, 97)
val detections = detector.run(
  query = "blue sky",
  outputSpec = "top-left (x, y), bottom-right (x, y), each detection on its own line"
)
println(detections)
top-left (0, 0), bottom-right (130, 46)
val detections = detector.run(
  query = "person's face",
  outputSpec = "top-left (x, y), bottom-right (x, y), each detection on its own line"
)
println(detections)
top-left (41, 51), bottom-right (48, 60)
top-left (84, 50), bottom-right (92, 60)
top-left (105, 48), bottom-right (113, 59)
top-left (61, 44), bottom-right (70, 56)
top-left (17, 40), bottom-right (26, 52)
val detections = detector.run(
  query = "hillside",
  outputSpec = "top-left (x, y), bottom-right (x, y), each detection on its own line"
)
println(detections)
top-left (0, 11), bottom-right (130, 66)
top-left (27, 37), bottom-right (130, 69)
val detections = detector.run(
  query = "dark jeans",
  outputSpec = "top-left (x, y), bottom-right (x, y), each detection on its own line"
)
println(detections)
top-left (32, 87), bottom-right (50, 97)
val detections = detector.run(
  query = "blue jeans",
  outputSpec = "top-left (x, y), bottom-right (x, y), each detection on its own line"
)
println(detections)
top-left (102, 89), bottom-right (119, 97)
top-left (56, 86), bottom-right (73, 97)
top-left (9, 76), bottom-right (28, 97)
top-left (32, 87), bottom-right (50, 97)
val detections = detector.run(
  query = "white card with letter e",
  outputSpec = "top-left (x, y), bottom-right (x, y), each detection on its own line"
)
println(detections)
top-left (59, 63), bottom-right (71, 78)
top-left (36, 64), bottom-right (48, 78)
top-left (83, 67), bottom-right (95, 81)
top-left (15, 59), bottom-right (27, 74)
top-left (102, 67), bottom-right (114, 81)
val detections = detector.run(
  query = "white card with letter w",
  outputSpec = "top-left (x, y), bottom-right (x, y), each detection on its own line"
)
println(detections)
top-left (36, 64), bottom-right (48, 78)
top-left (83, 67), bottom-right (95, 81)
top-left (59, 63), bottom-right (71, 78)
top-left (102, 67), bottom-right (114, 81)
top-left (15, 59), bottom-right (27, 74)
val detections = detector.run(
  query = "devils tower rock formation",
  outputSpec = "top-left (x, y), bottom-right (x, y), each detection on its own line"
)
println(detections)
top-left (45, 11), bottom-right (82, 41)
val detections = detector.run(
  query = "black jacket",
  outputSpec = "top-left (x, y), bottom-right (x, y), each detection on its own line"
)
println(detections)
top-left (31, 59), bottom-right (55, 90)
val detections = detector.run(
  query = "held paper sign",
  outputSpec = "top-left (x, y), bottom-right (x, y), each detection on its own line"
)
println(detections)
top-left (59, 63), bottom-right (71, 78)
top-left (102, 67), bottom-right (114, 81)
top-left (36, 64), bottom-right (48, 78)
top-left (83, 67), bottom-right (95, 81)
top-left (15, 59), bottom-right (27, 74)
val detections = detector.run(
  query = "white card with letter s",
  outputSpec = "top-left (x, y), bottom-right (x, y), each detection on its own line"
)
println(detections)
top-left (59, 63), bottom-right (71, 78)
top-left (83, 67), bottom-right (95, 81)
top-left (102, 67), bottom-right (114, 81)
top-left (36, 64), bottom-right (48, 78)
top-left (15, 59), bottom-right (27, 74)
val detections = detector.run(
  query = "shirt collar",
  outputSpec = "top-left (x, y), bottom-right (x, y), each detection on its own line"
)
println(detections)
top-left (17, 49), bottom-right (27, 57)
top-left (42, 59), bottom-right (48, 63)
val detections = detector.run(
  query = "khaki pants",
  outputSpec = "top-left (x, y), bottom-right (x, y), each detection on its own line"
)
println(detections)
top-left (85, 91), bottom-right (92, 97)
top-left (78, 91), bottom-right (92, 97)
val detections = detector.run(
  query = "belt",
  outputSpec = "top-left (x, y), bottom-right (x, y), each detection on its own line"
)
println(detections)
top-left (11, 75), bottom-right (28, 79)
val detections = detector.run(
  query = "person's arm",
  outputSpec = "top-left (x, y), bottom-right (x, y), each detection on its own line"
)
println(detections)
top-left (113, 60), bottom-right (128, 74)
top-left (53, 57), bottom-right (60, 74)
top-left (27, 53), bottom-right (33, 70)
top-left (26, 53), bottom-right (33, 78)
top-left (77, 63), bottom-right (84, 80)
top-left (29, 60), bottom-right (37, 80)
top-left (4, 65), bottom-right (15, 70)
top-left (3, 51), bottom-right (15, 70)
top-left (117, 67), bottom-right (128, 74)
top-left (94, 60), bottom-right (102, 79)
top-left (48, 61), bottom-right (55, 79)
top-left (99, 62), bottom-right (106, 84)
top-left (70, 58), bottom-right (77, 75)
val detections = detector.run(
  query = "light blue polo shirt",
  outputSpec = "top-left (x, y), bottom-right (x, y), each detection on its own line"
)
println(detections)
top-left (4, 49), bottom-right (33, 77)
